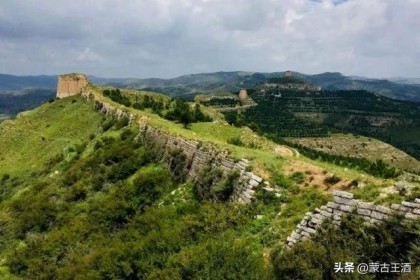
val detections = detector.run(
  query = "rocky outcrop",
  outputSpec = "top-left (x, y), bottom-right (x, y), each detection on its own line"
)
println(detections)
top-left (57, 74), bottom-right (89, 98)
top-left (285, 191), bottom-right (420, 249)
top-left (81, 91), bottom-right (262, 203)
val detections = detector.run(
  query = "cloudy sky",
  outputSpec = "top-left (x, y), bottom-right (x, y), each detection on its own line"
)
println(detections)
top-left (0, 0), bottom-right (419, 78)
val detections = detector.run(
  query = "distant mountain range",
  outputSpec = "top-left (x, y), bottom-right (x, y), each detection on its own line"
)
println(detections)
top-left (1, 71), bottom-right (420, 119)
top-left (87, 71), bottom-right (420, 102)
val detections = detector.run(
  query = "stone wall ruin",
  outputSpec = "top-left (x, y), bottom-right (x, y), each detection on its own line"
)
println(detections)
top-left (285, 190), bottom-right (420, 249)
top-left (81, 91), bottom-right (262, 203)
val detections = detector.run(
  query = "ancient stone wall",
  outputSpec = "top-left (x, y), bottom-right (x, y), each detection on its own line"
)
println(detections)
top-left (139, 125), bottom-right (261, 203)
top-left (57, 74), bottom-right (89, 98)
top-left (81, 91), bottom-right (262, 203)
top-left (285, 190), bottom-right (420, 249)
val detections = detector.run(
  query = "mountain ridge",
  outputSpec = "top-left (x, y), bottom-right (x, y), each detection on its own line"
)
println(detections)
top-left (1, 71), bottom-right (419, 101)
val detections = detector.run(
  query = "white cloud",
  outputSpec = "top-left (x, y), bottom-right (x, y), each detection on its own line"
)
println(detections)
top-left (0, 0), bottom-right (419, 78)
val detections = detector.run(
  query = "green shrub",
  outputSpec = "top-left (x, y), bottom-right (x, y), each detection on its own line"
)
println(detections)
top-left (101, 118), bottom-right (115, 132)
top-left (290, 171), bottom-right (305, 184)
top-left (103, 89), bottom-right (131, 107)
top-left (115, 116), bottom-right (130, 129)
top-left (324, 175), bottom-right (341, 186)
top-left (1, 173), bottom-right (11, 182)
top-left (227, 136), bottom-right (244, 146)
top-left (272, 171), bottom-right (292, 189)
top-left (211, 169), bottom-right (240, 201)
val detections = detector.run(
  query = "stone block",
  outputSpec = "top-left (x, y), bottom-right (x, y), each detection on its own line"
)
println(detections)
top-left (326, 202), bottom-right (338, 209)
top-left (358, 202), bottom-right (376, 210)
top-left (338, 204), bottom-right (354, 213)
top-left (398, 205), bottom-right (411, 212)
top-left (375, 205), bottom-right (392, 215)
top-left (310, 217), bottom-right (323, 225)
top-left (291, 232), bottom-right (300, 240)
top-left (312, 213), bottom-right (323, 220)
top-left (405, 213), bottom-right (419, 220)
top-left (370, 211), bottom-right (389, 221)
top-left (357, 208), bottom-right (371, 216)
top-left (320, 205), bottom-right (329, 211)
top-left (251, 174), bottom-right (263, 183)
top-left (301, 231), bottom-right (311, 238)
top-left (245, 172), bottom-right (253, 177)
top-left (413, 208), bottom-right (420, 215)
top-left (243, 191), bottom-right (253, 199)
top-left (319, 210), bottom-right (332, 219)
top-left (390, 204), bottom-right (400, 210)
top-left (302, 226), bottom-right (316, 234)
top-left (402, 201), bottom-right (420, 208)
top-left (332, 190), bottom-right (354, 199)
top-left (334, 196), bottom-right (358, 206)
top-left (246, 189), bottom-right (255, 195)
top-left (248, 179), bottom-right (259, 187)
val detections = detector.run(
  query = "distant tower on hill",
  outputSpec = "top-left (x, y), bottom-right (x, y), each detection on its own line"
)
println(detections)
top-left (239, 89), bottom-right (248, 100)
top-left (56, 73), bottom-right (89, 98)
top-left (284, 70), bottom-right (293, 78)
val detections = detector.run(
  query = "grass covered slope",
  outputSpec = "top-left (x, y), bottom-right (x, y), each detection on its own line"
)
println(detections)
top-left (0, 87), bottom-right (418, 279)
top-left (0, 96), bottom-right (103, 178)
top-left (0, 114), bottom-right (272, 279)
top-left (288, 134), bottom-right (420, 173)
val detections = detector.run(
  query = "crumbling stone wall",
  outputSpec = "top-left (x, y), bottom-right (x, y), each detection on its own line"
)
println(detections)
top-left (81, 91), bottom-right (262, 203)
top-left (139, 125), bottom-right (261, 203)
top-left (57, 74), bottom-right (89, 98)
top-left (285, 190), bottom-right (420, 249)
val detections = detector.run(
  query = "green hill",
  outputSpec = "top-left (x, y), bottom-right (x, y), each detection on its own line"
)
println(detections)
top-left (0, 84), bottom-right (418, 279)
top-left (228, 87), bottom-right (420, 161)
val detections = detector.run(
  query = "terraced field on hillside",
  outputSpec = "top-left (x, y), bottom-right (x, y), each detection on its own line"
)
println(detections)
top-left (288, 134), bottom-right (420, 173)
top-left (242, 88), bottom-right (420, 159)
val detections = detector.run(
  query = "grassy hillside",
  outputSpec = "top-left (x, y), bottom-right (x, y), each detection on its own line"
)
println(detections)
top-left (288, 134), bottom-right (420, 173)
top-left (237, 87), bottom-right (420, 160)
top-left (0, 88), bottom-right (418, 279)
top-left (0, 96), bottom-right (103, 178)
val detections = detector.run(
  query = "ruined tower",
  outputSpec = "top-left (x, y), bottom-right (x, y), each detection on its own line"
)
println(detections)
top-left (239, 89), bottom-right (248, 100)
top-left (56, 73), bottom-right (89, 98)
top-left (284, 70), bottom-right (293, 78)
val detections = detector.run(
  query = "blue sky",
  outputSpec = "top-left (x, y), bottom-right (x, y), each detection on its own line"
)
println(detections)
top-left (0, 0), bottom-right (419, 78)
